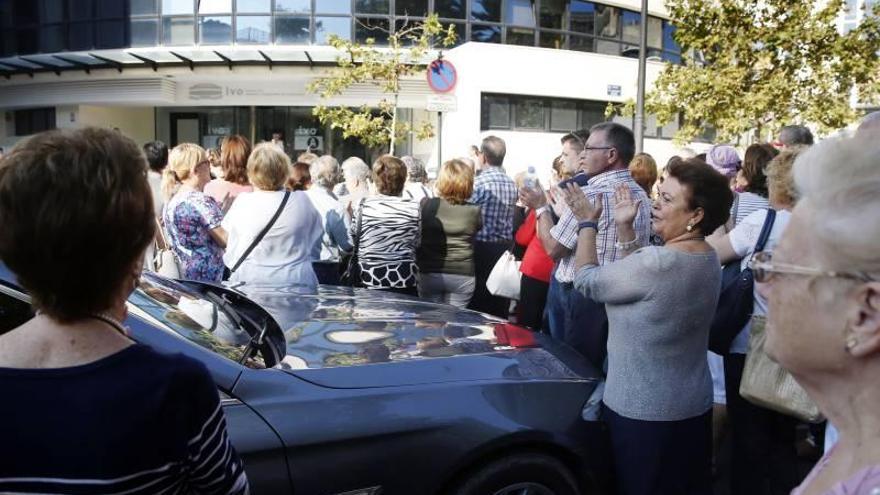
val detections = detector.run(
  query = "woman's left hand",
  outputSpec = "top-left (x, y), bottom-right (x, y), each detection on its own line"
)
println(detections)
top-left (612, 183), bottom-right (642, 228)
top-left (562, 183), bottom-right (603, 222)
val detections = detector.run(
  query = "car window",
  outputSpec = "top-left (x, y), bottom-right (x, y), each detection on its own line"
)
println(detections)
top-left (0, 287), bottom-right (34, 336)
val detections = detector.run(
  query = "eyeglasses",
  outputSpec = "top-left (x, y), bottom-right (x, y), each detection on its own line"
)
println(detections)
top-left (748, 251), bottom-right (874, 284)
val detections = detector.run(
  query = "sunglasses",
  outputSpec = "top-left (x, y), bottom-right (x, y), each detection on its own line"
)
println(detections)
top-left (748, 251), bottom-right (874, 284)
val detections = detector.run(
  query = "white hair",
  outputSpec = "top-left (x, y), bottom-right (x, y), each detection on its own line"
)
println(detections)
top-left (857, 111), bottom-right (880, 136)
top-left (310, 155), bottom-right (340, 189)
top-left (793, 135), bottom-right (880, 275)
top-left (341, 156), bottom-right (370, 184)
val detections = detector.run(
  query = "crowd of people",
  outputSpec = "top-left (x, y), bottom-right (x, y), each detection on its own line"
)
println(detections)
top-left (0, 113), bottom-right (879, 495)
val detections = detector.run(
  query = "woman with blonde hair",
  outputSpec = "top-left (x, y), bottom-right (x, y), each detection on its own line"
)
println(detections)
top-left (204, 135), bottom-right (254, 204)
top-left (221, 143), bottom-right (322, 287)
top-left (629, 152), bottom-right (658, 198)
top-left (417, 159), bottom-right (482, 307)
top-left (162, 143), bottom-right (228, 282)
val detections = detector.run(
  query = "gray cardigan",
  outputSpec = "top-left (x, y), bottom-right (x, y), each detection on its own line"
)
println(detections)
top-left (574, 246), bottom-right (720, 421)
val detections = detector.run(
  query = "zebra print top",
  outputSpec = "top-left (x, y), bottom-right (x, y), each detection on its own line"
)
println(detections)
top-left (351, 195), bottom-right (422, 289)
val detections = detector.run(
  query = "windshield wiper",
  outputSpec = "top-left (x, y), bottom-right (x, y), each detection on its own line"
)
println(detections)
top-left (204, 291), bottom-right (267, 365)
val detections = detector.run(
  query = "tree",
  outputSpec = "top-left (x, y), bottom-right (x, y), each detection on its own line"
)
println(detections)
top-left (307, 15), bottom-right (457, 155)
top-left (644, 0), bottom-right (880, 143)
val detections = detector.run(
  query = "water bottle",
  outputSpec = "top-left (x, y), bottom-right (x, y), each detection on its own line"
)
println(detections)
top-left (524, 166), bottom-right (539, 190)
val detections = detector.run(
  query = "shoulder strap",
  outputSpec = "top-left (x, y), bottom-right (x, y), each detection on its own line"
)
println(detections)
top-left (351, 197), bottom-right (366, 256)
top-left (753, 208), bottom-right (777, 253)
top-left (229, 191), bottom-right (290, 274)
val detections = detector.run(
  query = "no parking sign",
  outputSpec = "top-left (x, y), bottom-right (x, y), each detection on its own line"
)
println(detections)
top-left (426, 59), bottom-right (457, 94)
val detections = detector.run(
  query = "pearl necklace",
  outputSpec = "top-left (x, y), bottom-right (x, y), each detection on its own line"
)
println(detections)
top-left (88, 313), bottom-right (129, 337)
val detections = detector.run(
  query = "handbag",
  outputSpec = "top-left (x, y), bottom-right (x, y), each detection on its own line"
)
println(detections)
top-left (708, 209), bottom-right (776, 355)
top-left (225, 191), bottom-right (291, 279)
top-left (486, 250), bottom-right (522, 300)
top-left (739, 315), bottom-right (824, 423)
top-left (340, 198), bottom-right (366, 287)
top-left (153, 218), bottom-right (181, 279)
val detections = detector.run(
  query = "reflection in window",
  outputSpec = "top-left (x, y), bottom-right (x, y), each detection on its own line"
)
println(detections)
top-left (596, 39), bottom-right (619, 55)
top-left (199, 0), bottom-right (231, 14)
top-left (396, 0), bottom-right (427, 17)
top-left (621, 10), bottom-right (640, 44)
top-left (662, 21), bottom-right (678, 53)
top-left (435, 0), bottom-right (465, 19)
top-left (236, 15), bottom-right (271, 43)
top-left (482, 95), bottom-right (510, 128)
top-left (647, 17), bottom-right (662, 48)
top-left (68, 0), bottom-right (94, 20)
top-left (444, 22), bottom-right (466, 46)
top-left (39, 25), bottom-right (65, 52)
top-left (471, 24), bottom-right (501, 43)
top-left (97, 20), bottom-right (125, 48)
top-left (315, 0), bottom-right (351, 15)
top-left (163, 16), bottom-right (194, 45)
top-left (40, 0), bottom-right (65, 23)
top-left (540, 0), bottom-right (565, 29)
top-left (97, 0), bottom-right (125, 17)
top-left (275, 16), bottom-right (310, 43)
top-left (355, 17), bottom-right (390, 44)
top-left (237, 0), bottom-right (270, 13)
top-left (130, 0), bottom-right (158, 15)
top-left (506, 0), bottom-right (535, 27)
top-left (570, 1), bottom-right (593, 35)
top-left (355, 0), bottom-right (390, 15)
top-left (471, 0), bottom-right (501, 22)
top-left (581, 102), bottom-right (606, 128)
top-left (515, 98), bottom-right (545, 128)
top-left (200, 16), bottom-right (232, 44)
top-left (569, 34), bottom-right (592, 52)
top-left (540, 31), bottom-right (564, 49)
top-left (595, 5), bottom-right (618, 38)
top-left (162, 0), bottom-right (194, 15)
top-left (131, 19), bottom-right (159, 46)
top-left (550, 100), bottom-right (577, 131)
top-left (316, 16), bottom-right (351, 44)
top-left (275, 0), bottom-right (310, 14)
top-left (507, 27), bottom-right (535, 46)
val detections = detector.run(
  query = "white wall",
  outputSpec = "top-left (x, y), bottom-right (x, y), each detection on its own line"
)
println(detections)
top-left (75, 106), bottom-right (155, 145)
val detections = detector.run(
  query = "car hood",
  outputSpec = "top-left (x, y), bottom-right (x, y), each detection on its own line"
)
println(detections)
top-left (235, 285), bottom-right (597, 389)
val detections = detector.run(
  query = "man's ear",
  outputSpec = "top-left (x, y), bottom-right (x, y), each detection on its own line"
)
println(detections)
top-left (847, 282), bottom-right (880, 358)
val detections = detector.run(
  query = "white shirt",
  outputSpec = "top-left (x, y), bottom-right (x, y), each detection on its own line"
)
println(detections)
top-left (727, 208), bottom-right (791, 354)
top-left (221, 190), bottom-right (323, 288)
top-left (305, 186), bottom-right (352, 262)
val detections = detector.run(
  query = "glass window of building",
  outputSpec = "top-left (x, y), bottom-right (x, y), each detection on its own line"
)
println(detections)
top-left (506, 27), bottom-right (535, 46)
top-left (539, 0), bottom-right (566, 29)
top-left (569, 1), bottom-right (594, 35)
top-left (39, 0), bottom-right (65, 23)
top-left (131, 18), bottom-right (160, 46)
top-left (550, 100), bottom-right (578, 131)
top-left (662, 21), bottom-right (678, 53)
top-left (316, 16), bottom-right (351, 44)
top-left (621, 10), bottom-right (639, 45)
top-left (163, 16), bottom-right (195, 45)
top-left (275, 16), bottom-right (310, 43)
top-left (355, 18), bottom-right (390, 44)
top-left (355, 0), bottom-right (390, 15)
top-left (471, 24), bottom-right (501, 43)
top-left (130, 0), bottom-right (158, 15)
top-left (580, 101), bottom-right (605, 127)
top-left (444, 22), bottom-right (466, 45)
top-left (506, 0), bottom-right (536, 27)
top-left (199, 0), bottom-right (231, 14)
top-left (396, 0), bottom-right (427, 17)
top-left (68, 23), bottom-right (95, 50)
top-left (97, 20), bottom-right (126, 48)
top-left (315, 0), bottom-right (351, 15)
top-left (162, 0), bottom-right (194, 15)
top-left (540, 31), bottom-right (564, 49)
top-left (596, 39), bottom-right (619, 55)
top-left (39, 25), bottom-right (65, 53)
top-left (435, 0), bottom-right (465, 19)
top-left (569, 34), bottom-right (592, 52)
top-left (595, 5), bottom-right (618, 38)
top-left (199, 16), bottom-right (232, 44)
top-left (471, 0), bottom-right (501, 22)
top-left (236, 16), bottom-right (271, 43)
top-left (17, 29), bottom-right (38, 55)
top-left (514, 97), bottom-right (545, 129)
top-left (68, 0), bottom-right (94, 20)
top-left (647, 17), bottom-right (662, 48)
top-left (96, 0), bottom-right (125, 17)
top-left (482, 95), bottom-right (510, 128)
top-left (661, 114), bottom-right (681, 139)
top-left (237, 0), bottom-right (271, 13)
top-left (275, 0), bottom-right (310, 14)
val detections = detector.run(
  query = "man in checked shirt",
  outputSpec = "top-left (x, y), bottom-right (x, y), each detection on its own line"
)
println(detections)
top-left (467, 135), bottom-right (518, 318)
top-left (520, 122), bottom-right (651, 371)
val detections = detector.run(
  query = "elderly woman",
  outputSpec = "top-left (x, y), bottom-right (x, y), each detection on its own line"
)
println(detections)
top-left (709, 147), bottom-right (804, 495)
top-left (350, 155), bottom-right (421, 295)
top-left (756, 137), bottom-right (880, 495)
top-left (306, 155), bottom-right (352, 285)
top-left (0, 128), bottom-right (248, 493)
top-left (402, 155), bottom-right (433, 201)
top-left (204, 135), bottom-right (254, 204)
top-left (628, 152), bottom-right (658, 198)
top-left (563, 159), bottom-right (733, 495)
top-left (222, 143), bottom-right (322, 288)
top-left (162, 143), bottom-right (228, 282)
top-left (337, 156), bottom-right (371, 218)
top-left (417, 159), bottom-right (481, 307)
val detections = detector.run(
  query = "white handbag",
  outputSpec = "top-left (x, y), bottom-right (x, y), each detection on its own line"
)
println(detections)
top-left (486, 251), bottom-right (522, 300)
top-left (153, 218), bottom-right (181, 279)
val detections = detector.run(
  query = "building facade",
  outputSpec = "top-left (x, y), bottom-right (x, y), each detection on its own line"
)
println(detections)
top-left (0, 0), bottom-right (699, 180)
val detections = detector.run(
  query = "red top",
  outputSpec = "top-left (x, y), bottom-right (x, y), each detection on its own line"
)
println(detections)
top-left (515, 210), bottom-right (554, 283)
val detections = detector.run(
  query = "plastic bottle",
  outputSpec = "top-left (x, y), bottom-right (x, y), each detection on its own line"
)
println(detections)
top-left (524, 166), bottom-right (538, 190)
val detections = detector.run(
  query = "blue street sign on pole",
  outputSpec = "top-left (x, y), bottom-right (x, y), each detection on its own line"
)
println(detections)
top-left (427, 59), bottom-right (457, 94)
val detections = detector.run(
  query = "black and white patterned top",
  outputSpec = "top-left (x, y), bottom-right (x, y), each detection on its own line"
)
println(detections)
top-left (352, 195), bottom-right (422, 289)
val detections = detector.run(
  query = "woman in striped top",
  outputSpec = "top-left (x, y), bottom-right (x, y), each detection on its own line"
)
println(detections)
top-left (0, 128), bottom-right (248, 495)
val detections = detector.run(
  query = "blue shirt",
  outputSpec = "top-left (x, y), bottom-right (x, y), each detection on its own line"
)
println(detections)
top-left (469, 166), bottom-right (517, 243)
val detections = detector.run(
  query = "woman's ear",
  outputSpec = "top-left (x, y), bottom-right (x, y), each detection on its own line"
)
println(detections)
top-left (691, 207), bottom-right (705, 230)
top-left (847, 282), bottom-right (880, 358)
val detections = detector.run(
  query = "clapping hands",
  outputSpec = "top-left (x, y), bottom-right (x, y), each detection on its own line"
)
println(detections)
top-left (561, 183), bottom-right (603, 222)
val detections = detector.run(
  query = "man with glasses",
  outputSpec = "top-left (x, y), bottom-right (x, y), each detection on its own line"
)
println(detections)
top-left (521, 122), bottom-right (651, 370)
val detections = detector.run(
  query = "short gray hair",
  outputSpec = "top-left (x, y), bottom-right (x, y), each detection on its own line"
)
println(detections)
top-left (341, 156), bottom-right (370, 183)
top-left (779, 125), bottom-right (814, 146)
top-left (401, 155), bottom-right (427, 183)
top-left (793, 135), bottom-right (880, 275)
top-left (310, 155), bottom-right (340, 188)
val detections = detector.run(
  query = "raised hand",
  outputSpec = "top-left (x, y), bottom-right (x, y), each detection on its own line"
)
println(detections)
top-left (612, 183), bottom-right (641, 227)
top-left (562, 182), bottom-right (603, 222)
top-left (519, 184), bottom-right (548, 210)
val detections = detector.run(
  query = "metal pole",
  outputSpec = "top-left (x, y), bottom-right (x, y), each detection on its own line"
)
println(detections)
top-left (437, 111), bottom-right (443, 169)
top-left (634, 0), bottom-right (649, 154)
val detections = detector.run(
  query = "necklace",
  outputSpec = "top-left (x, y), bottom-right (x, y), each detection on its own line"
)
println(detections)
top-left (88, 313), bottom-right (129, 338)
top-left (666, 234), bottom-right (706, 245)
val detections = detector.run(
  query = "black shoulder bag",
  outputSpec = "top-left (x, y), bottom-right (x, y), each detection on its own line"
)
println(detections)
top-left (340, 198), bottom-right (366, 287)
top-left (708, 208), bottom-right (776, 355)
top-left (224, 191), bottom-right (291, 279)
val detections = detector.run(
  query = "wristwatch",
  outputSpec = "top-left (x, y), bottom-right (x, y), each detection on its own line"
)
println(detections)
top-left (578, 221), bottom-right (599, 232)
